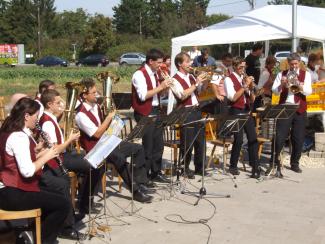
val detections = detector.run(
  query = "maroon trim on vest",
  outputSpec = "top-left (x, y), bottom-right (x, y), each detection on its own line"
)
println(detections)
top-left (229, 73), bottom-right (250, 110)
top-left (38, 113), bottom-right (62, 170)
top-left (173, 73), bottom-right (197, 106)
top-left (0, 132), bottom-right (41, 192)
top-left (131, 66), bottom-right (159, 116)
top-left (77, 104), bottom-right (102, 153)
top-left (279, 70), bottom-right (307, 114)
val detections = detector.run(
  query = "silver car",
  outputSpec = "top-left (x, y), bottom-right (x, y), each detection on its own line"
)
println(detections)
top-left (119, 52), bottom-right (146, 66)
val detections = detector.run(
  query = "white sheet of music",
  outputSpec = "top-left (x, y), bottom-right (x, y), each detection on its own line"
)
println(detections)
top-left (84, 134), bottom-right (122, 169)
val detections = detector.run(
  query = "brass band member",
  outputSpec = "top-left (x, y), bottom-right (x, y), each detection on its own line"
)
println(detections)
top-left (270, 53), bottom-right (312, 175)
top-left (224, 56), bottom-right (261, 178)
top-left (132, 48), bottom-right (171, 183)
top-left (171, 52), bottom-right (208, 179)
top-left (0, 97), bottom-right (69, 244)
top-left (75, 78), bottom-right (153, 203)
top-left (35, 79), bottom-right (56, 118)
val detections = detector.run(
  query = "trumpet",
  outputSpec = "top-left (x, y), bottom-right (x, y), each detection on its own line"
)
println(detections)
top-left (285, 70), bottom-right (301, 94)
top-left (158, 67), bottom-right (185, 99)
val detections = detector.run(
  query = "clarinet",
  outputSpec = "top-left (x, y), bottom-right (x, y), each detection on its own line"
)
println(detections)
top-left (35, 122), bottom-right (68, 175)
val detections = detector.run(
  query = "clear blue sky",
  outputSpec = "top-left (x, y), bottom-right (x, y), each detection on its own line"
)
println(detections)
top-left (55, 0), bottom-right (270, 17)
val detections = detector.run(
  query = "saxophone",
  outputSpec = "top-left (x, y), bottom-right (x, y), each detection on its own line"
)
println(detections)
top-left (96, 71), bottom-right (120, 116)
top-left (64, 81), bottom-right (84, 151)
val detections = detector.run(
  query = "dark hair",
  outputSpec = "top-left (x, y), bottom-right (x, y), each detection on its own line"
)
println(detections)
top-left (38, 80), bottom-right (55, 94)
top-left (287, 52), bottom-right (301, 62)
top-left (163, 55), bottom-right (171, 62)
top-left (41, 89), bottom-right (60, 109)
top-left (80, 78), bottom-right (96, 99)
top-left (221, 53), bottom-right (233, 60)
top-left (232, 56), bottom-right (245, 68)
top-left (201, 48), bottom-right (209, 56)
top-left (174, 52), bottom-right (190, 69)
top-left (252, 43), bottom-right (263, 52)
top-left (0, 97), bottom-right (40, 133)
top-left (265, 56), bottom-right (277, 66)
top-left (308, 53), bottom-right (318, 63)
top-left (146, 49), bottom-right (164, 63)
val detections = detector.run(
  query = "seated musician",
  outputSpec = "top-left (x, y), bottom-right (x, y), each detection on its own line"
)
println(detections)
top-left (35, 79), bottom-right (56, 118)
top-left (253, 55), bottom-right (277, 110)
top-left (38, 89), bottom-right (88, 240)
top-left (75, 78), bottom-right (154, 204)
top-left (170, 51), bottom-right (208, 179)
top-left (0, 97), bottom-right (69, 244)
top-left (192, 48), bottom-right (216, 67)
top-left (270, 53), bottom-right (312, 175)
top-left (224, 56), bottom-right (261, 178)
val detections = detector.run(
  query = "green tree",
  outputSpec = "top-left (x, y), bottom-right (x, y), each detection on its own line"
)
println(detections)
top-left (206, 14), bottom-right (230, 26)
top-left (81, 14), bottom-right (115, 56)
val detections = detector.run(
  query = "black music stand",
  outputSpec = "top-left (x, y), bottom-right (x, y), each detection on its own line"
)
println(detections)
top-left (211, 114), bottom-right (250, 188)
top-left (259, 104), bottom-right (298, 179)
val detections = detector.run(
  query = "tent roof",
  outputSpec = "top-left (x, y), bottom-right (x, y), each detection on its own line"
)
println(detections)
top-left (172, 5), bottom-right (325, 46)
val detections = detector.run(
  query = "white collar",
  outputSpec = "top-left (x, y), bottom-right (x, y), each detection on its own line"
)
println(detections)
top-left (83, 102), bottom-right (97, 111)
top-left (44, 110), bottom-right (58, 123)
top-left (144, 64), bottom-right (155, 76)
top-left (233, 72), bottom-right (243, 81)
top-left (23, 127), bottom-right (32, 137)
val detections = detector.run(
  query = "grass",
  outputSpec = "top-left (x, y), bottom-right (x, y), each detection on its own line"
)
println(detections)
top-left (0, 65), bottom-right (137, 103)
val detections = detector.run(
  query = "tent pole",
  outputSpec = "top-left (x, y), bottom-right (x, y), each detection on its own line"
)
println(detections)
top-left (323, 41), bottom-right (325, 65)
top-left (292, 0), bottom-right (298, 52)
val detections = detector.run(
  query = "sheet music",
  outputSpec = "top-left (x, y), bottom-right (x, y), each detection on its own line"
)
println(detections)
top-left (106, 115), bottom-right (125, 137)
top-left (84, 134), bottom-right (122, 168)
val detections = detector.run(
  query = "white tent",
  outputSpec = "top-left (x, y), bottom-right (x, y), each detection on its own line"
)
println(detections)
top-left (168, 5), bottom-right (325, 113)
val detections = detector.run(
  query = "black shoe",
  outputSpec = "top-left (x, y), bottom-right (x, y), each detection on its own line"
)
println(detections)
top-left (290, 165), bottom-right (302, 173)
top-left (151, 174), bottom-right (170, 183)
top-left (139, 184), bottom-right (157, 194)
top-left (181, 168), bottom-right (195, 179)
top-left (59, 229), bottom-right (86, 241)
top-left (275, 169), bottom-right (283, 178)
top-left (229, 167), bottom-right (240, 176)
top-left (133, 189), bottom-right (153, 203)
top-left (250, 166), bottom-right (261, 179)
top-left (144, 180), bottom-right (157, 188)
top-left (75, 213), bottom-right (86, 223)
top-left (79, 206), bottom-right (101, 215)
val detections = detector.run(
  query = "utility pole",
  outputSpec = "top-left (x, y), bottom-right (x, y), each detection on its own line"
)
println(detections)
top-left (37, 2), bottom-right (41, 58)
top-left (139, 12), bottom-right (142, 36)
top-left (292, 0), bottom-right (298, 52)
top-left (247, 0), bottom-right (256, 10)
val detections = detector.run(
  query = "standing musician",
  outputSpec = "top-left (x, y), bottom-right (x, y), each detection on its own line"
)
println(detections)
top-left (210, 53), bottom-right (233, 114)
top-left (38, 89), bottom-right (87, 240)
top-left (75, 78), bottom-right (153, 204)
top-left (171, 52), bottom-right (208, 179)
top-left (0, 97), bottom-right (69, 244)
top-left (132, 48), bottom-right (171, 183)
top-left (271, 53), bottom-right (312, 175)
top-left (224, 56), bottom-right (261, 178)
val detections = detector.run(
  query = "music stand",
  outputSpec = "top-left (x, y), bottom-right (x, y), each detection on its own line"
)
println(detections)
top-left (259, 104), bottom-right (298, 179)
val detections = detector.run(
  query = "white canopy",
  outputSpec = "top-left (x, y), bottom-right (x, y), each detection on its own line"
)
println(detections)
top-left (168, 5), bottom-right (325, 113)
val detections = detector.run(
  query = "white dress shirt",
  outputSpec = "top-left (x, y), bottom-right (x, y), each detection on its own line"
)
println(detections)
top-left (42, 111), bottom-right (64, 144)
top-left (0, 127), bottom-right (37, 188)
top-left (132, 64), bottom-right (159, 106)
top-left (173, 71), bottom-right (199, 106)
top-left (224, 72), bottom-right (248, 103)
top-left (272, 69), bottom-right (312, 104)
top-left (35, 95), bottom-right (44, 119)
top-left (75, 102), bottom-right (101, 137)
top-left (307, 67), bottom-right (319, 83)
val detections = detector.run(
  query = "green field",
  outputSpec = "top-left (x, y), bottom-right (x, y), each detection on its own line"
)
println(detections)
top-left (0, 66), bottom-right (137, 102)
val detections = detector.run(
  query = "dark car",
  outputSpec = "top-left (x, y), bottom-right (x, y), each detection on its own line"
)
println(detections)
top-left (35, 56), bottom-right (68, 67)
top-left (76, 54), bottom-right (109, 67)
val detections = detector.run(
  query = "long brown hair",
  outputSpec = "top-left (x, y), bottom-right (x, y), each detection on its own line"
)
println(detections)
top-left (0, 97), bottom-right (40, 133)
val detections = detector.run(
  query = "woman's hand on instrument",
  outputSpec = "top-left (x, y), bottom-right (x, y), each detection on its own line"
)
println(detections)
top-left (197, 73), bottom-right (208, 84)
top-left (35, 140), bottom-right (45, 153)
top-left (68, 131), bottom-right (80, 142)
top-left (44, 147), bottom-right (59, 161)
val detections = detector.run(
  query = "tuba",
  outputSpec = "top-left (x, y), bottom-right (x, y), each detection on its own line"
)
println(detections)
top-left (64, 81), bottom-right (84, 150)
top-left (96, 71), bottom-right (120, 116)
top-left (286, 70), bottom-right (300, 94)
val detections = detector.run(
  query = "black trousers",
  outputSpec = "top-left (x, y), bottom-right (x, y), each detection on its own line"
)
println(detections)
top-left (206, 97), bottom-right (228, 115)
top-left (274, 112), bottom-right (306, 167)
top-left (180, 108), bottom-right (206, 171)
top-left (39, 167), bottom-right (74, 230)
top-left (134, 109), bottom-right (164, 178)
top-left (0, 187), bottom-right (69, 244)
top-left (229, 108), bottom-right (259, 169)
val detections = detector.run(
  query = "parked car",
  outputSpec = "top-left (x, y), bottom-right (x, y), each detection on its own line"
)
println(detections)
top-left (35, 56), bottom-right (68, 67)
top-left (76, 54), bottom-right (109, 67)
top-left (119, 52), bottom-right (146, 66)
top-left (274, 51), bottom-right (308, 65)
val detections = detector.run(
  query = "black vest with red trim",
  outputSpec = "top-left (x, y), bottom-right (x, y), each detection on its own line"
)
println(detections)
top-left (77, 103), bottom-right (103, 153)
top-left (173, 73), bottom-right (198, 107)
top-left (279, 70), bottom-right (307, 114)
top-left (229, 73), bottom-right (250, 110)
top-left (38, 113), bottom-right (63, 170)
top-left (0, 132), bottom-right (41, 192)
top-left (132, 66), bottom-right (159, 116)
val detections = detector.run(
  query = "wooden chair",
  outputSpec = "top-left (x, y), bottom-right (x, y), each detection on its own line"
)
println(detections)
top-left (0, 96), bottom-right (6, 125)
top-left (163, 125), bottom-right (180, 170)
top-left (252, 112), bottom-right (272, 159)
top-left (0, 209), bottom-right (41, 244)
top-left (68, 171), bottom-right (78, 210)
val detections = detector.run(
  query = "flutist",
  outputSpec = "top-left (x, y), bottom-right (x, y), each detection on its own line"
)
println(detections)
top-left (270, 53), bottom-right (312, 175)
top-left (224, 56), bottom-right (261, 178)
